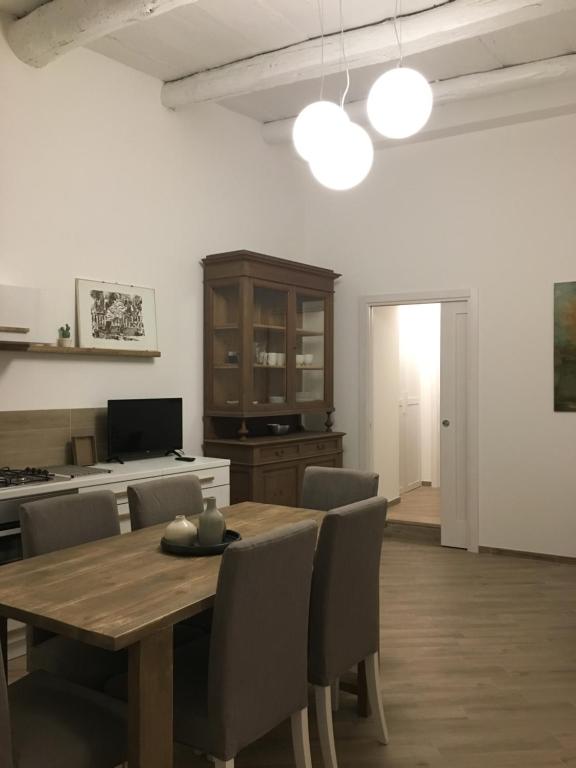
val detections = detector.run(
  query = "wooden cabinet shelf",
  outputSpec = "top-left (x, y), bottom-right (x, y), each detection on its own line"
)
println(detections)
top-left (0, 341), bottom-right (160, 358)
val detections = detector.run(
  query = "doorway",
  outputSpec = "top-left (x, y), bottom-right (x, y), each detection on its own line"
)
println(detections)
top-left (360, 291), bottom-right (478, 552)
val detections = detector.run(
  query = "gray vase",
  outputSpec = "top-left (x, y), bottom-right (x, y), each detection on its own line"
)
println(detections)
top-left (198, 497), bottom-right (225, 546)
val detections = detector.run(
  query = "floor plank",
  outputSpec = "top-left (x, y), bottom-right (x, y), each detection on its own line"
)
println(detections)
top-left (9, 532), bottom-right (576, 767)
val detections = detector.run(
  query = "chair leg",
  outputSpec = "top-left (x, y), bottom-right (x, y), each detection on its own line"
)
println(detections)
top-left (331, 677), bottom-right (340, 712)
top-left (356, 660), bottom-right (371, 718)
top-left (214, 761), bottom-right (234, 768)
top-left (364, 652), bottom-right (389, 745)
top-left (291, 706), bottom-right (313, 768)
top-left (314, 686), bottom-right (338, 768)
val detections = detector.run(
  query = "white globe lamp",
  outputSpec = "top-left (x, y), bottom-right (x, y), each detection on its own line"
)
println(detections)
top-left (292, 101), bottom-right (349, 162)
top-left (310, 122), bottom-right (374, 191)
top-left (367, 67), bottom-right (433, 139)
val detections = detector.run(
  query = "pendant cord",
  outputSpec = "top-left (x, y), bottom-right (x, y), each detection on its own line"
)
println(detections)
top-left (339, 0), bottom-right (350, 108)
top-left (316, 0), bottom-right (326, 100)
top-left (393, 0), bottom-right (403, 67)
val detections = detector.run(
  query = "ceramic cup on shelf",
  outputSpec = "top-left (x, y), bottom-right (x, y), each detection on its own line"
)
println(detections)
top-left (163, 515), bottom-right (197, 547)
top-left (276, 353), bottom-right (286, 366)
top-left (267, 352), bottom-right (278, 366)
top-left (296, 354), bottom-right (305, 367)
top-left (198, 497), bottom-right (226, 546)
top-left (304, 354), bottom-right (314, 366)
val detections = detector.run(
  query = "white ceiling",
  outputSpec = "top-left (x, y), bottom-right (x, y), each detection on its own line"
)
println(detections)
top-left (1, 0), bottom-right (575, 123)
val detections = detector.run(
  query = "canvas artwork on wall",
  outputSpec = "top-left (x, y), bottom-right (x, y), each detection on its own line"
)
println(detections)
top-left (76, 279), bottom-right (158, 351)
top-left (554, 281), bottom-right (576, 411)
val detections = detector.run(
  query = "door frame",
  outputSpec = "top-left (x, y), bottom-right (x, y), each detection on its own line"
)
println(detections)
top-left (358, 288), bottom-right (479, 553)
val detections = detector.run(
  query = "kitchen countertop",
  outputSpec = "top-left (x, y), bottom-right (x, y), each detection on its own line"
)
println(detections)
top-left (0, 456), bottom-right (230, 501)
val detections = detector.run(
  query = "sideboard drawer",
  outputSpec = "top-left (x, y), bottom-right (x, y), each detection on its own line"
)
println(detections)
top-left (259, 444), bottom-right (300, 462)
top-left (299, 438), bottom-right (341, 457)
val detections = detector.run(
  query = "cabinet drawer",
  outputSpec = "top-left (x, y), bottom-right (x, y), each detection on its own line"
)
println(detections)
top-left (78, 466), bottom-right (229, 501)
top-left (259, 444), bottom-right (300, 462)
top-left (299, 438), bottom-right (340, 457)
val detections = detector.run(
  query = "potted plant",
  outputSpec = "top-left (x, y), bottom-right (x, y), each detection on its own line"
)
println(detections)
top-left (57, 323), bottom-right (73, 348)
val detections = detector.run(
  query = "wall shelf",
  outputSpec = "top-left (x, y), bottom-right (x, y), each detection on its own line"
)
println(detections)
top-left (0, 341), bottom-right (160, 358)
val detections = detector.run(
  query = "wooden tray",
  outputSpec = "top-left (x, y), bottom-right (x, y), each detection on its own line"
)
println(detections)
top-left (160, 529), bottom-right (241, 557)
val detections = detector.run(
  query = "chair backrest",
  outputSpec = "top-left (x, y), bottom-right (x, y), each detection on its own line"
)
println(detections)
top-left (128, 475), bottom-right (204, 530)
top-left (19, 491), bottom-right (120, 558)
top-left (207, 520), bottom-right (318, 761)
top-left (301, 466), bottom-right (379, 511)
top-left (308, 496), bottom-right (388, 686)
top-left (19, 490), bottom-right (120, 652)
top-left (0, 646), bottom-right (14, 768)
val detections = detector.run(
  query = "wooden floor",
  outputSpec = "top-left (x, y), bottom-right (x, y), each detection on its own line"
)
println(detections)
top-left (9, 531), bottom-right (576, 767)
top-left (388, 485), bottom-right (441, 526)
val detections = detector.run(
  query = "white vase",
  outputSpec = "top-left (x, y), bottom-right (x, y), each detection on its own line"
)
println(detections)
top-left (164, 515), bottom-right (197, 546)
top-left (57, 337), bottom-right (73, 348)
top-left (198, 497), bottom-right (226, 546)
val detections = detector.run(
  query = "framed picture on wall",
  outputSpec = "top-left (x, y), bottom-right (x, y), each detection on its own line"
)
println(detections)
top-left (554, 281), bottom-right (576, 411)
top-left (76, 278), bottom-right (158, 351)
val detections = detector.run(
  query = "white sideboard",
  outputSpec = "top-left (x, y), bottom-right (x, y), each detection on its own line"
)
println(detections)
top-left (4, 455), bottom-right (230, 659)
top-left (80, 457), bottom-right (230, 533)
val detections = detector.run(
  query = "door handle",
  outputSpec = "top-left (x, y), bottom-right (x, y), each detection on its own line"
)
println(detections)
top-left (442, 419), bottom-right (450, 427)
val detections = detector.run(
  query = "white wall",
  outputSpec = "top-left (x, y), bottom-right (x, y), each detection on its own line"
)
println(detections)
top-left (0, 19), bottom-right (304, 452)
top-left (303, 112), bottom-right (576, 558)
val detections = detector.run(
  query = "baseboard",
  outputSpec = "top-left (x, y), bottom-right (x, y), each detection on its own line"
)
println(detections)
top-left (387, 496), bottom-right (401, 507)
top-left (479, 546), bottom-right (576, 564)
top-left (421, 481), bottom-right (432, 487)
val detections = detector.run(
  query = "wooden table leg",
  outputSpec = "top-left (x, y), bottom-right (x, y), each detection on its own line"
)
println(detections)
top-left (0, 616), bottom-right (7, 680)
top-left (128, 626), bottom-right (173, 768)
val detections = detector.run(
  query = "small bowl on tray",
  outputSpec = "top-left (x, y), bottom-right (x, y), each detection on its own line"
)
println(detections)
top-left (161, 529), bottom-right (241, 557)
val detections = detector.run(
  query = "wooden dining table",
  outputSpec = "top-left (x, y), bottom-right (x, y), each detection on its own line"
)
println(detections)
top-left (0, 501), bottom-right (324, 768)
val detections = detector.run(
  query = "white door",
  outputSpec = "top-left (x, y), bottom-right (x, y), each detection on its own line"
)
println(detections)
top-left (440, 301), bottom-right (468, 548)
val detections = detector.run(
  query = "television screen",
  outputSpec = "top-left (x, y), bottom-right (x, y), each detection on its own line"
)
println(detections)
top-left (107, 398), bottom-right (182, 459)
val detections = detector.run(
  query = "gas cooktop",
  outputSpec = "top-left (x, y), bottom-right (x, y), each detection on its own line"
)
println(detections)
top-left (0, 467), bottom-right (67, 488)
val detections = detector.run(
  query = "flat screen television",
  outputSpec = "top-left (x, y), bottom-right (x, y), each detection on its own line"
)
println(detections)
top-left (107, 398), bottom-right (182, 460)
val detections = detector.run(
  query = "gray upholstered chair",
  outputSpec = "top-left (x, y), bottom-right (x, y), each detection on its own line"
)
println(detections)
top-left (309, 497), bottom-right (389, 768)
top-left (106, 520), bottom-right (318, 768)
top-left (175, 520), bottom-right (318, 767)
top-left (301, 466), bottom-right (379, 512)
top-left (127, 474), bottom-right (212, 637)
top-left (19, 491), bottom-right (126, 691)
top-left (1, 644), bottom-right (126, 768)
top-left (127, 474), bottom-right (204, 530)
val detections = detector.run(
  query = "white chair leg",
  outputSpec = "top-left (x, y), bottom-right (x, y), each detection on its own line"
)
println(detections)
top-left (291, 706), bottom-right (313, 768)
top-left (331, 677), bottom-right (340, 711)
top-left (364, 652), bottom-right (389, 745)
top-left (214, 760), bottom-right (234, 768)
top-left (314, 685), bottom-right (338, 768)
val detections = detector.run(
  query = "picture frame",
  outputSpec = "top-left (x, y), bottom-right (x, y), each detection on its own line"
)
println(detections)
top-left (554, 281), bottom-right (576, 411)
top-left (75, 278), bottom-right (158, 351)
top-left (72, 435), bottom-right (97, 466)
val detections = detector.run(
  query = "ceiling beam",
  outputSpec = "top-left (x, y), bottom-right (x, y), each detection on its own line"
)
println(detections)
top-left (161, 0), bottom-right (576, 110)
top-left (261, 54), bottom-right (576, 146)
top-left (6, 0), bottom-right (199, 67)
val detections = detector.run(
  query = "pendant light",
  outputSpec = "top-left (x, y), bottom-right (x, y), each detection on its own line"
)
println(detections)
top-left (367, 0), bottom-right (433, 139)
top-left (310, 121), bottom-right (374, 191)
top-left (293, 0), bottom-right (374, 191)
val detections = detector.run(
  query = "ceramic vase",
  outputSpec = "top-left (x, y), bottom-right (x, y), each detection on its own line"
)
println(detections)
top-left (164, 514), bottom-right (197, 546)
top-left (198, 497), bottom-right (226, 546)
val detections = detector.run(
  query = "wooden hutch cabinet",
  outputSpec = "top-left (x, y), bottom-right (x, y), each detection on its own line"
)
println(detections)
top-left (202, 250), bottom-right (344, 505)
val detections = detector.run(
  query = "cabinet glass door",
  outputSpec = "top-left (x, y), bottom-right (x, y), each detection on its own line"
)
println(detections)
top-left (211, 283), bottom-right (241, 409)
top-left (252, 285), bottom-right (288, 407)
top-left (295, 293), bottom-right (326, 405)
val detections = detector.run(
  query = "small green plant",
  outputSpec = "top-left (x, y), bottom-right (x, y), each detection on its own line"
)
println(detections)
top-left (58, 323), bottom-right (71, 339)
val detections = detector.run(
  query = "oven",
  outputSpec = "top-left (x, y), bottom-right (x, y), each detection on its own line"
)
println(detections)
top-left (0, 489), bottom-right (78, 566)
